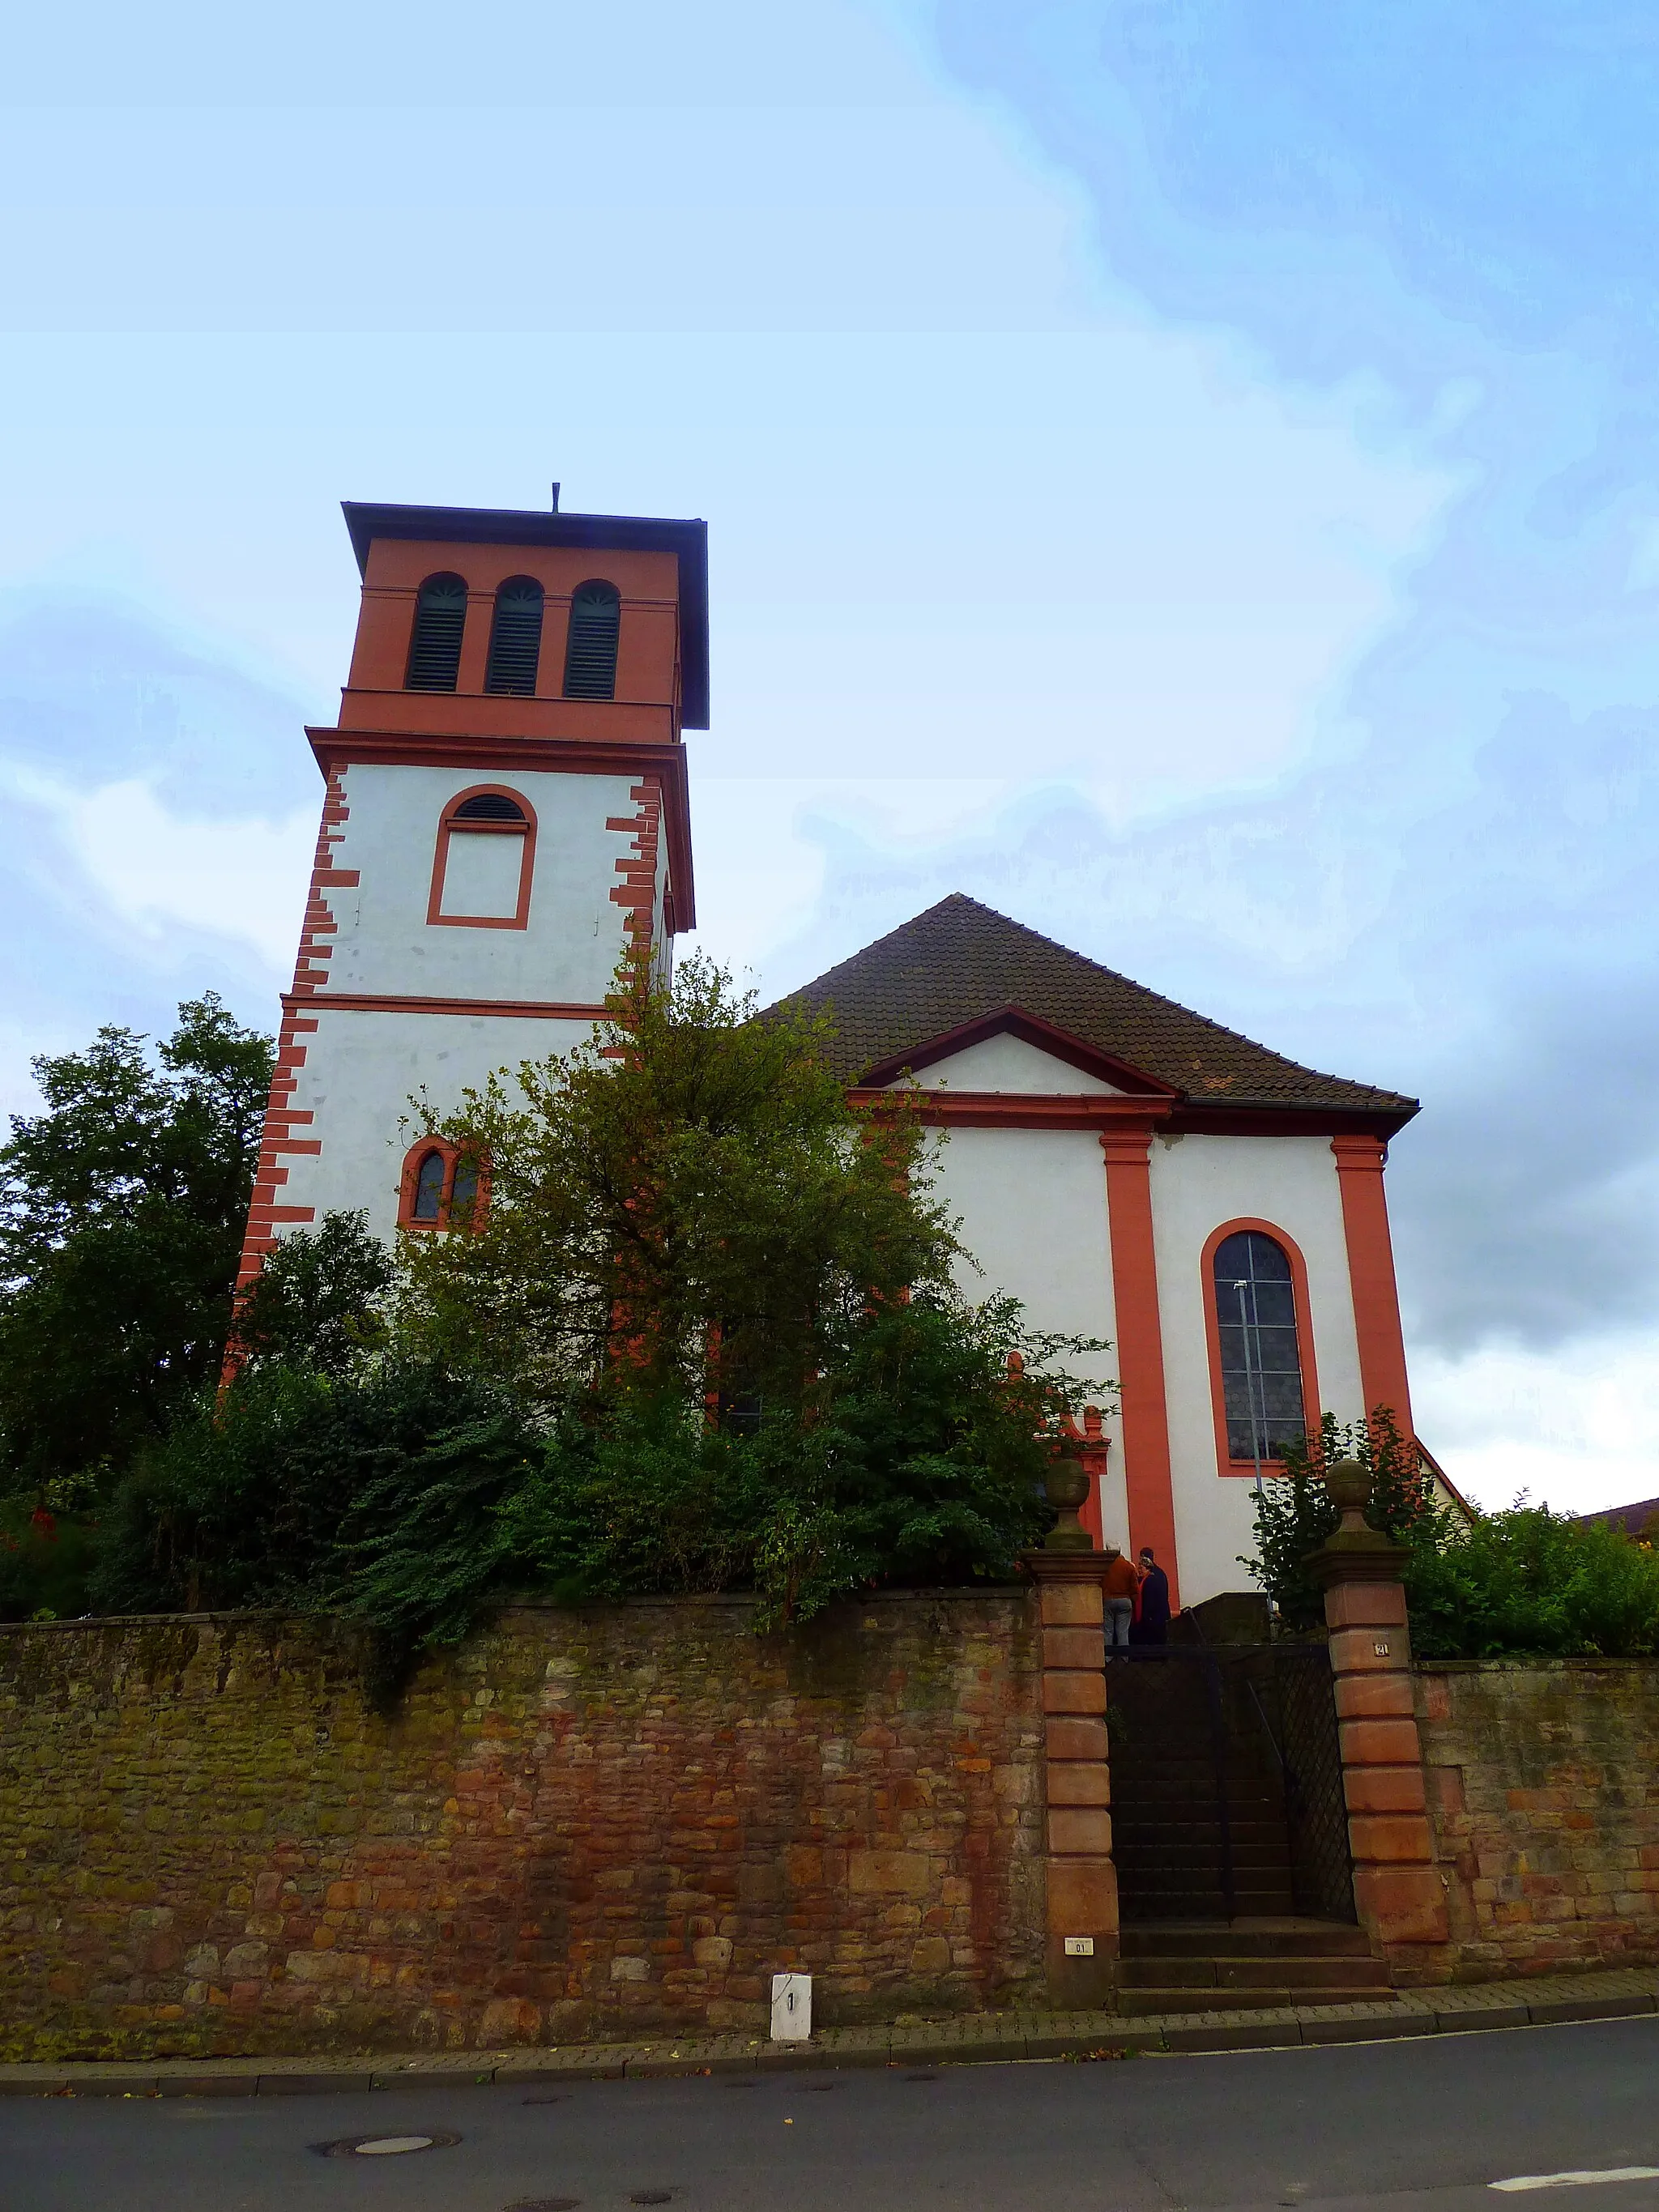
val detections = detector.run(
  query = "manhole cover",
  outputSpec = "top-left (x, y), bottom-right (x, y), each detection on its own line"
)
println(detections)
top-left (505, 2199), bottom-right (582, 2211)
top-left (313, 2130), bottom-right (461, 2158)
top-left (903, 2072), bottom-right (939, 2083)
top-left (522, 2094), bottom-right (567, 2106)
top-left (631, 2194), bottom-right (675, 2206)
top-left (804, 2082), bottom-right (836, 2093)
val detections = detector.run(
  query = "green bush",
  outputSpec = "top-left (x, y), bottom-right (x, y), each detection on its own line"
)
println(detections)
top-left (1406, 1507), bottom-right (1659, 1660)
top-left (0, 1498), bottom-right (100, 1621)
top-left (87, 1285), bottom-right (1098, 1676)
top-left (1242, 1409), bottom-right (1434, 1634)
top-left (1243, 1409), bottom-right (1659, 1657)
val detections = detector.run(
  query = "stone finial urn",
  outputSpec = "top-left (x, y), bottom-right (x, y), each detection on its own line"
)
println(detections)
top-left (1324, 1455), bottom-right (1372, 1531)
top-left (1043, 1436), bottom-right (1094, 1553)
top-left (1306, 1454), bottom-right (1408, 1584)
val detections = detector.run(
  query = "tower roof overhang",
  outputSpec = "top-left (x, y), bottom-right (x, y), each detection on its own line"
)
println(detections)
top-left (341, 501), bottom-right (710, 729)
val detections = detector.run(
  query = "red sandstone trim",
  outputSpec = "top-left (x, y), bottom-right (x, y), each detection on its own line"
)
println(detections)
top-left (1098, 1126), bottom-right (1180, 1607)
top-left (232, 771), bottom-right (355, 1298)
top-left (1331, 1136), bottom-right (1415, 1435)
top-left (847, 1091), bottom-right (1178, 1132)
top-left (283, 994), bottom-right (610, 1020)
top-left (608, 778), bottom-right (663, 949)
top-left (1198, 1217), bottom-right (1323, 1481)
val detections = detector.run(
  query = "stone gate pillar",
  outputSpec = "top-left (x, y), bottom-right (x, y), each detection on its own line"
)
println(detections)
top-left (1307, 1459), bottom-right (1451, 1984)
top-left (1026, 1551), bottom-right (1119, 2007)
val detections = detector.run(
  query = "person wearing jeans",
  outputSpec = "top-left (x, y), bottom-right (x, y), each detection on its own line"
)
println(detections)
top-left (1102, 1542), bottom-right (1139, 1647)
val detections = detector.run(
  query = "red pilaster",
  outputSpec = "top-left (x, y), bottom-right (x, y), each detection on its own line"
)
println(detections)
top-left (1331, 1136), bottom-right (1414, 1434)
top-left (1099, 1125), bottom-right (1179, 1605)
top-left (1308, 1477), bottom-right (1450, 1985)
top-left (1027, 1553), bottom-right (1118, 2007)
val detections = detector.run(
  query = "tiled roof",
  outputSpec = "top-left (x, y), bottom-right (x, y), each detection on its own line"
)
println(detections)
top-left (772, 894), bottom-right (1418, 1119)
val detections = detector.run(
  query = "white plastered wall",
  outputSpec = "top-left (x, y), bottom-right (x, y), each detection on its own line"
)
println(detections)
top-left (1146, 1132), bottom-right (1363, 1606)
top-left (912, 1034), bottom-right (1124, 1094)
top-left (923, 1124), bottom-right (1130, 1550)
top-left (279, 1010), bottom-right (599, 1241)
top-left (328, 762), bottom-right (644, 1004)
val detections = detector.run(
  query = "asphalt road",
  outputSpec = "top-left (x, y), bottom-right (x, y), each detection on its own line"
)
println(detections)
top-left (6, 2018), bottom-right (1659, 2212)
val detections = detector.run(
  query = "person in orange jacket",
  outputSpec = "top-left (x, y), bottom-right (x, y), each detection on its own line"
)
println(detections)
top-left (1102, 1542), bottom-right (1139, 1647)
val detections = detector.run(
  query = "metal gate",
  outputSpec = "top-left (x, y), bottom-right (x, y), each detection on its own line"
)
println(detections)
top-left (1103, 1644), bottom-right (1354, 1924)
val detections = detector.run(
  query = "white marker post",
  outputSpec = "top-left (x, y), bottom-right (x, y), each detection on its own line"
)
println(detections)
top-left (770, 1971), bottom-right (812, 2042)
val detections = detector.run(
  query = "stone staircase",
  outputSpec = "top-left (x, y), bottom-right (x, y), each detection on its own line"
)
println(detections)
top-left (1117, 1920), bottom-right (1393, 2013)
top-left (1110, 1752), bottom-right (1299, 1920)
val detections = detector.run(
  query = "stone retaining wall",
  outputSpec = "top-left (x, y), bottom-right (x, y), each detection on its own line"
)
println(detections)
top-left (0, 1593), bottom-right (1045, 2062)
top-left (1418, 1659), bottom-right (1659, 1977)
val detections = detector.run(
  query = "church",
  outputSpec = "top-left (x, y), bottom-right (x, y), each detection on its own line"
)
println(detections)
top-left (238, 495), bottom-right (1422, 1610)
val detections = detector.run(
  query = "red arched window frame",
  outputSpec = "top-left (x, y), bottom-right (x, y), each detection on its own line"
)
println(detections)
top-left (426, 784), bottom-right (538, 931)
top-left (397, 1139), bottom-right (491, 1233)
top-left (1200, 1217), bottom-right (1321, 1477)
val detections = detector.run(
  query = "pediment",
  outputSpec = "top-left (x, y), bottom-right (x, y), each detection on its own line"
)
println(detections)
top-left (861, 1008), bottom-right (1178, 1097)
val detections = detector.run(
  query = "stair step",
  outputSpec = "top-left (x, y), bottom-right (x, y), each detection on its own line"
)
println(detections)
top-left (1112, 1836), bottom-right (1294, 1856)
top-left (1120, 1921), bottom-right (1373, 1959)
top-left (1118, 1956), bottom-right (1390, 1990)
top-left (1118, 1984), bottom-right (1390, 2015)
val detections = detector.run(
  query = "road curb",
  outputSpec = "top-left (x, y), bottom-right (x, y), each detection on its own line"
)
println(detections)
top-left (5, 1971), bottom-right (1657, 2096)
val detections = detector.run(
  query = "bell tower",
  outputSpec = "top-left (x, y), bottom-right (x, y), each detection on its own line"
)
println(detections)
top-left (237, 494), bottom-right (707, 1286)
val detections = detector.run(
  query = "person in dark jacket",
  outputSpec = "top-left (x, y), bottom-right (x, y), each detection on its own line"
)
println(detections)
top-left (1131, 1547), bottom-right (1171, 1645)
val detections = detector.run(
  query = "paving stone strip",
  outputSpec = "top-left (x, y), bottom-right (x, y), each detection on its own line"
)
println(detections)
top-left (3, 1965), bottom-right (1657, 2097)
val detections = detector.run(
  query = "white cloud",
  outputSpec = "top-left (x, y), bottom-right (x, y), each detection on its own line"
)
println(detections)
top-left (17, 771), bottom-right (314, 975)
top-left (1412, 1332), bottom-right (1659, 1519)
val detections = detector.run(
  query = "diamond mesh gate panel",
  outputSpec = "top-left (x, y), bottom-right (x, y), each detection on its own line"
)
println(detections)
top-left (1102, 1647), bottom-right (1354, 1923)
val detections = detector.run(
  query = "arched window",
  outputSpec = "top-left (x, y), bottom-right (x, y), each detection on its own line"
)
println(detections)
top-left (563, 579), bottom-right (621, 700)
top-left (1208, 1227), bottom-right (1313, 1468)
top-left (484, 577), bottom-right (544, 696)
top-left (427, 785), bottom-right (537, 930)
top-left (406, 573), bottom-right (468, 691)
top-left (410, 1148), bottom-right (447, 1223)
top-left (399, 1140), bottom-right (488, 1231)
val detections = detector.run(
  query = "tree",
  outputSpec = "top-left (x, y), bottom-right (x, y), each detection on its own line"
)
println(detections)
top-left (392, 946), bottom-right (960, 1415)
top-left (0, 995), bottom-right (274, 1499)
top-left (83, 951), bottom-right (1111, 1655)
top-left (230, 1209), bottom-right (392, 1377)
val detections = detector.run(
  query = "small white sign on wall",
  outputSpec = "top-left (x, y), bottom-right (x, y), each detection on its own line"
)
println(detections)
top-left (770, 1971), bottom-right (812, 2042)
top-left (1064, 1937), bottom-right (1095, 1957)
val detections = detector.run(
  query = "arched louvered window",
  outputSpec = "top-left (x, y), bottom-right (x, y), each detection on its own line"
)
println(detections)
top-left (427, 785), bottom-right (537, 930)
top-left (406, 573), bottom-right (468, 691)
top-left (484, 577), bottom-right (544, 696)
top-left (563, 579), bottom-right (621, 700)
top-left (450, 791), bottom-right (526, 824)
top-left (410, 1149), bottom-right (447, 1223)
top-left (1211, 1229), bottom-right (1307, 1464)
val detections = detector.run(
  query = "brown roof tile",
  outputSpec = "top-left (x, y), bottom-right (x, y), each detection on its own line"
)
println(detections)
top-left (772, 894), bottom-right (1418, 1121)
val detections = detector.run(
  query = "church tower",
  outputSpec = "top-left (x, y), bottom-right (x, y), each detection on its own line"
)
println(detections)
top-left (237, 495), bottom-right (707, 1288)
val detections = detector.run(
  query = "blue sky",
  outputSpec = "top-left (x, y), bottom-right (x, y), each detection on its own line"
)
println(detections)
top-left (4, 1), bottom-right (1657, 1509)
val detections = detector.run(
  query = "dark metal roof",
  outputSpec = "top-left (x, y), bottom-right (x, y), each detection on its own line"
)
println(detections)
top-left (341, 501), bottom-right (710, 729)
top-left (1579, 1498), bottom-right (1659, 1536)
top-left (773, 894), bottom-right (1418, 1124)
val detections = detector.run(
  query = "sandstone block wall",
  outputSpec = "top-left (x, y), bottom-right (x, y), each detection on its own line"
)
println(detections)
top-left (1418, 1660), bottom-right (1659, 1977)
top-left (0, 1593), bottom-right (1045, 2062)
